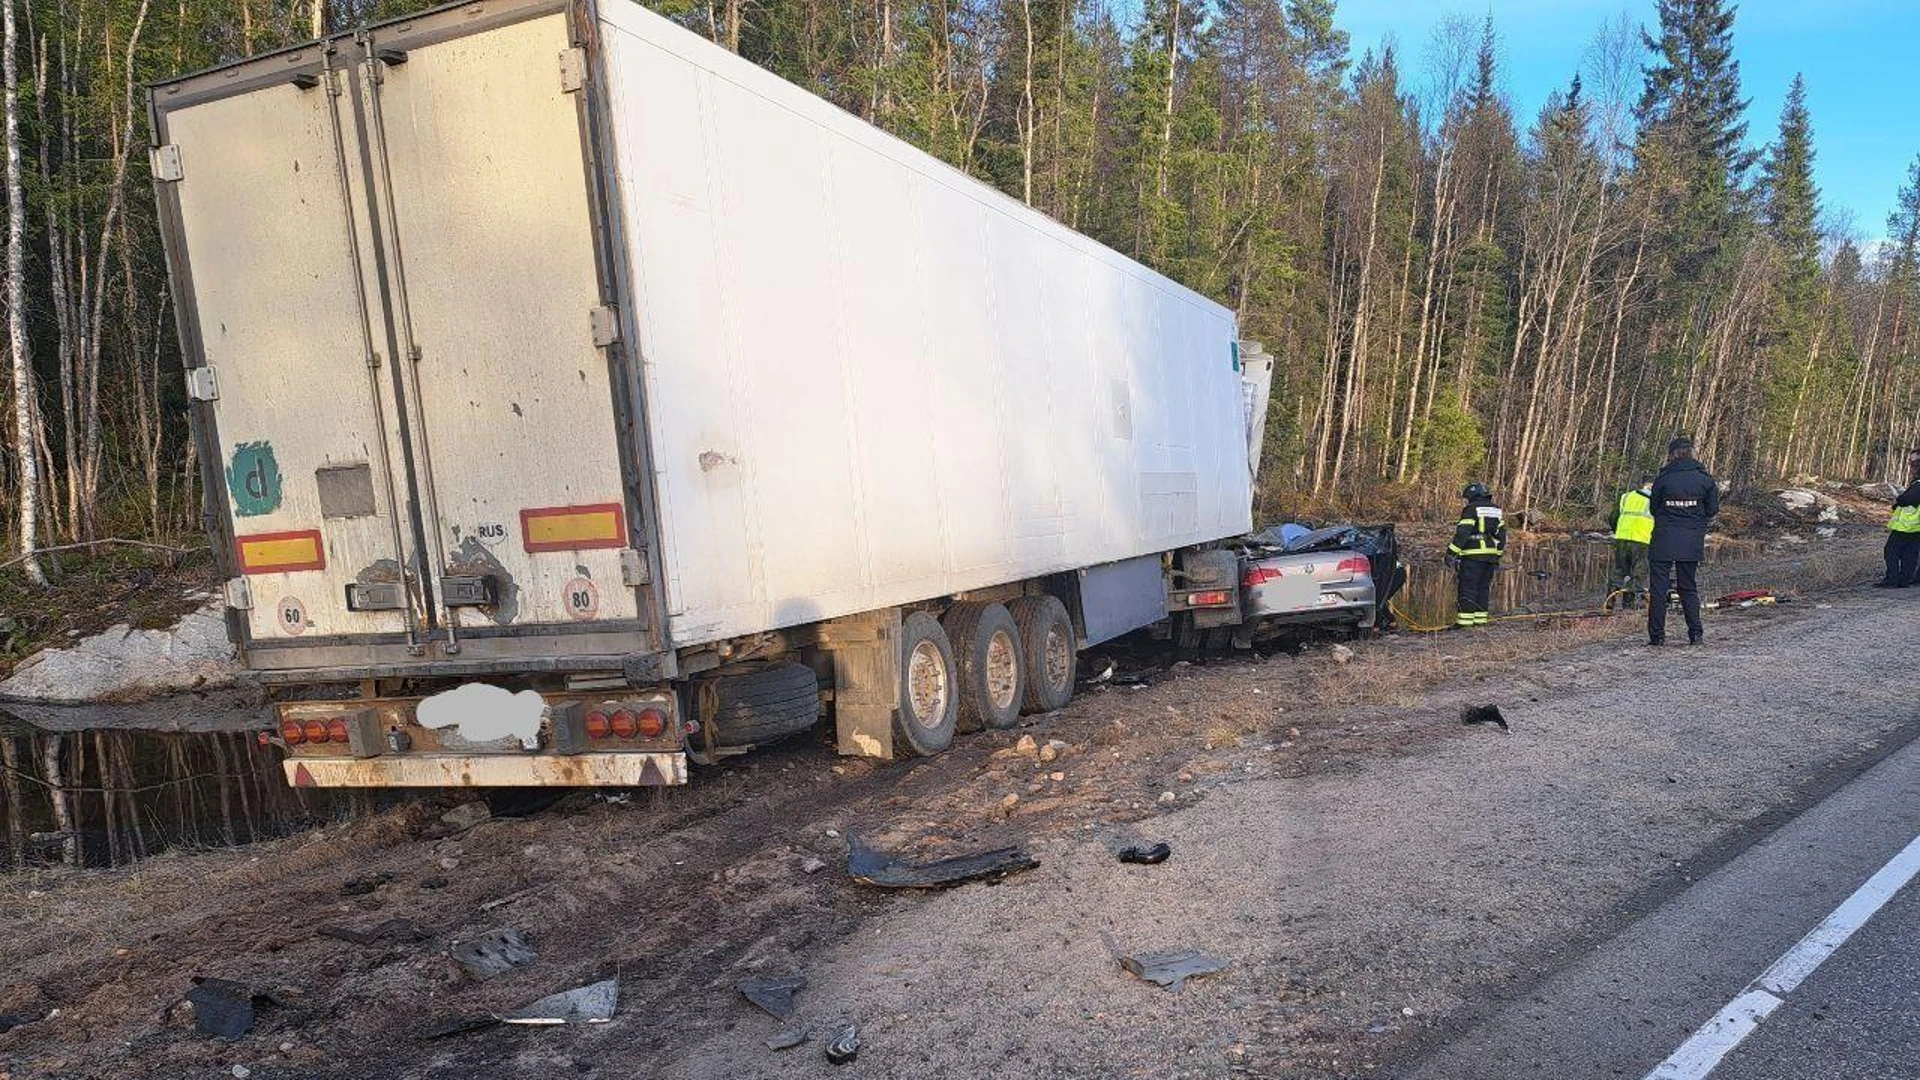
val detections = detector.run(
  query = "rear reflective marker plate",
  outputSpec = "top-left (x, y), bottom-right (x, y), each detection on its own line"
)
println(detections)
top-left (520, 502), bottom-right (626, 553)
top-left (236, 529), bottom-right (326, 574)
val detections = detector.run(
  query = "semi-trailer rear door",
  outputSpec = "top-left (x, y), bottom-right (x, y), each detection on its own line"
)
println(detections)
top-left (153, 0), bottom-right (656, 672)
top-left (360, 10), bottom-right (643, 639)
top-left (159, 52), bottom-right (429, 650)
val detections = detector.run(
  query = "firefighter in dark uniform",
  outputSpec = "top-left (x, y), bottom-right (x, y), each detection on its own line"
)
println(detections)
top-left (1877, 448), bottom-right (1920, 587)
top-left (1647, 436), bottom-right (1719, 646)
top-left (1448, 482), bottom-right (1506, 629)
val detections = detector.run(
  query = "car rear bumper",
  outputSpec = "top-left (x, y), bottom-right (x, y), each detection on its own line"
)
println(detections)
top-left (284, 751), bottom-right (688, 788)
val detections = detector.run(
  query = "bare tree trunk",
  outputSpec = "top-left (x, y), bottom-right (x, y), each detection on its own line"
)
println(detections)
top-left (3, 0), bottom-right (43, 585)
top-left (41, 736), bottom-right (74, 865)
top-left (0, 735), bottom-right (25, 868)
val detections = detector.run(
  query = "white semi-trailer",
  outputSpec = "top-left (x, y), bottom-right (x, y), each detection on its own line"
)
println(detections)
top-left (149, 0), bottom-right (1269, 787)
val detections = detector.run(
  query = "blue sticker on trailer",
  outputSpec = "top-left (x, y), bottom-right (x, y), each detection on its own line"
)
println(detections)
top-left (1231, 341), bottom-right (1240, 372)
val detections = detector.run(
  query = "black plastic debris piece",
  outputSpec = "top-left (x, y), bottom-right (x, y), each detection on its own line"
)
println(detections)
top-left (824, 1023), bottom-right (860, 1065)
top-left (341, 871), bottom-right (395, 897)
top-left (185, 977), bottom-right (288, 1039)
top-left (1460, 704), bottom-right (1509, 730)
top-left (1117, 947), bottom-right (1228, 990)
top-left (418, 876), bottom-right (450, 891)
top-left (1117, 842), bottom-right (1172, 865)
top-left (736, 974), bottom-right (807, 1020)
top-left (846, 835), bottom-right (1039, 889)
top-left (420, 1014), bottom-right (502, 1040)
top-left (766, 1028), bottom-right (808, 1051)
top-left (318, 918), bottom-right (426, 947)
top-left (504, 979), bottom-right (618, 1025)
top-left (450, 928), bottom-right (537, 980)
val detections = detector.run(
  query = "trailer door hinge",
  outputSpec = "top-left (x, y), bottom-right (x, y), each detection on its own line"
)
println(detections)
top-left (590, 305), bottom-right (621, 347)
top-left (151, 144), bottom-right (184, 182)
top-left (560, 47), bottom-right (588, 93)
top-left (224, 577), bottom-right (254, 611)
top-left (620, 547), bottom-right (649, 587)
top-left (185, 366), bottom-right (218, 402)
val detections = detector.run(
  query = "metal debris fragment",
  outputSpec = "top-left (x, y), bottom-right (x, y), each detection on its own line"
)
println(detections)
top-left (503, 979), bottom-right (618, 1025)
top-left (1117, 947), bottom-right (1228, 990)
top-left (824, 1023), bottom-right (860, 1064)
top-left (846, 834), bottom-right (1038, 889)
top-left (736, 974), bottom-right (807, 1020)
top-left (449, 928), bottom-right (537, 980)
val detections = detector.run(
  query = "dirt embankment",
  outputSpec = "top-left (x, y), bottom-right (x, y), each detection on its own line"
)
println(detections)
top-left (0, 535), bottom-right (1901, 1079)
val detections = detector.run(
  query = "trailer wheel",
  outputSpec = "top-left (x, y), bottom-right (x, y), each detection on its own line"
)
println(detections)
top-left (1009, 595), bottom-right (1075, 713)
top-left (701, 662), bottom-right (822, 747)
top-left (942, 602), bottom-right (1026, 732)
top-left (893, 611), bottom-right (958, 756)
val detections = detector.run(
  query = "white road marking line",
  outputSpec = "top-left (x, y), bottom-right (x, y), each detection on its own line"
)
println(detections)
top-left (1646, 991), bottom-right (1782, 1080)
top-left (1758, 832), bottom-right (1920, 995)
top-left (1642, 830), bottom-right (1920, 1080)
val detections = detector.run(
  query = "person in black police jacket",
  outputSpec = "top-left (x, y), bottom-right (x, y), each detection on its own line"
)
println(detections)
top-left (1647, 436), bottom-right (1720, 646)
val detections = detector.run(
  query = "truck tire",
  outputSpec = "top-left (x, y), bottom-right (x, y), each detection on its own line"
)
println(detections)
top-left (893, 611), bottom-right (958, 756)
top-left (1009, 594), bottom-right (1075, 713)
top-left (701, 662), bottom-right (822, 747)
top-left (942, 602), bottom-right (1025, 732)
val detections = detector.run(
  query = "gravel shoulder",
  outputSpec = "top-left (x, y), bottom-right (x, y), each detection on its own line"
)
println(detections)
top-left (0, 536), bottom-right (1909, 1080)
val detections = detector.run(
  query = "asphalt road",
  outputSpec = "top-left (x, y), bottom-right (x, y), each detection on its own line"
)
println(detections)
top-left (1711, 884), bottom-right (1920, 1080)
top-left (1405, 725), bottom-right (1920, 1080)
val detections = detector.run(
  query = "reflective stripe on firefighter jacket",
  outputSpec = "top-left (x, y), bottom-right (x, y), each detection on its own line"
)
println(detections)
top-left (1614, 489), bottom-right (1654, 544)
top-left (1448, 504), bottom-right (1507, 559)
top-left (1892, 505), bottom-right (1920, 533)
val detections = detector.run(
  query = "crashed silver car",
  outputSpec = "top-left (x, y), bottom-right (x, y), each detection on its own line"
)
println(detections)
top-left (1236, 524), bottom-right (1402, 639)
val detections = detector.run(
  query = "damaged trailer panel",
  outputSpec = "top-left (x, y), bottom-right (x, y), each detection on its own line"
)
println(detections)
top-left (149, 0), bottom-right (1257, 785)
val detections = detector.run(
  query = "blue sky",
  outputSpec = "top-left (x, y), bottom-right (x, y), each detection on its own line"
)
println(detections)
top-left (1334, 0), bottom-right (1920, 244)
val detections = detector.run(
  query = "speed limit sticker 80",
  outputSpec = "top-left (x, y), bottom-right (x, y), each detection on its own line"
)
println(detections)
top-left (562, 577), bottom-right (600, 621)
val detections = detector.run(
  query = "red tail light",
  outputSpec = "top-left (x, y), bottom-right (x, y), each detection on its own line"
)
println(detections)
top-left (302, 719), bottom-right (329, 743)
top-left (326, 718), bottom-right (350, 744)
top-left (609, 709), bottom-right (639, 738)
top-left (1243, 566), bottom-right (1281, 588)
top-left (636, 707), bottom-right (666, 739)
top-left (281, 719), bottom-right (306, 746)
top-left (1189, 589), bottom-right (1233, 607)
top-left (585, 709), bottom-right (611, 739)
top-left (1337, 557), bottom-right (1371, 576)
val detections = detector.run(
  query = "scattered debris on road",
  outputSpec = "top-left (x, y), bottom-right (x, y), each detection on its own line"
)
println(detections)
top-left (1108, 942), bottom-right (1229, 991)
top-left (1117, 842), bottom-right (1172, 865)
top-left (503, 979), bottom-right (618, 1025)
top-left (449, 929), bottom-right (537, 979)
top-left (846, 834), bottom-right (1039, 889)
top-left (824, 1023), bottom-right (861, 1064)
top-left (1460, 704), bottom-right (1509, 731)
top-left (184, 977), bottom-right (292, 1039)
top-left (736, 974), bottom-right (807, 1020)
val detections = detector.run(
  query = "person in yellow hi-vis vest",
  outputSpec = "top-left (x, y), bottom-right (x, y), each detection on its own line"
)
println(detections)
top-left (1877, 448), bottom-right (1920, 588)
top-left (1607, 476), bottom-right (1655, 608)
top-left (1447, 482), bottom-right (1506, 628)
